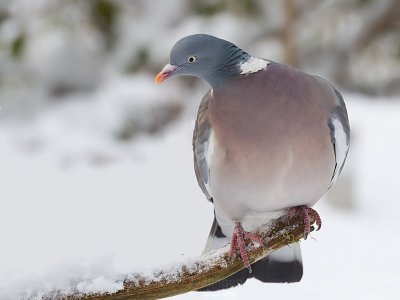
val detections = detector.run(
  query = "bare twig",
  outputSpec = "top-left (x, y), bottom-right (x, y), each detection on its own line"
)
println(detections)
top-left (354, 0), bottom-right (400, 52)
top-left (282, 0), bottom-right (300, 68)
top-left (45, 214), bottom-right (313, 300)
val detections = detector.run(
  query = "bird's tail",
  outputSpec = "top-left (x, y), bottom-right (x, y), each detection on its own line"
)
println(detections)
top-left (198, 216), bottom-right (303, 291)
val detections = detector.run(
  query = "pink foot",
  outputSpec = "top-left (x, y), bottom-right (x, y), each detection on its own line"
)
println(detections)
top-left (288, 206), bottom-right (322, 240)
top-left (228, 222), bottom-right (264, 273)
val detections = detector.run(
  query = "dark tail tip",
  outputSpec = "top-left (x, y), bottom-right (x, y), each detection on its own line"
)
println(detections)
top-left (251, 256), bottom-right (303, 283)
top-left (198, 256), bottom-right (303, 292)
top-left (197, 268), bottom-right (250, 291)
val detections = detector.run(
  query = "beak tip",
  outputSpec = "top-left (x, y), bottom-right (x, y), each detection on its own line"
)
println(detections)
top-left (155, 64), bottom-right (177, 84)
top-left (155, 75), bottom-right (163, 84)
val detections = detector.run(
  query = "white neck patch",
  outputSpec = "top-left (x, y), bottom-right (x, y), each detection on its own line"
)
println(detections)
top-left (239, 56), bottom-right (270, 74)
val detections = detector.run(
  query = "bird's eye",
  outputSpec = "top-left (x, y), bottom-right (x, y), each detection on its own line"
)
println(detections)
top-left (187, 56), bottom-right (197, 63)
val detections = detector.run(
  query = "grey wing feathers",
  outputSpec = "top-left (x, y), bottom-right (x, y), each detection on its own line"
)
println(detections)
top-left (328, 88), bottom-right (350, 188)
top-left (332, 88), bottom-right (350, 149)
top-left (202, 216), bottom-right (228, 255)
top-left (193, 91), bottom-right (213, 201)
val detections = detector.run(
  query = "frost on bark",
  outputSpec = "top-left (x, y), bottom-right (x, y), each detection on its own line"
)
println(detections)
top-left (43, 213), bottom-right (316, 300)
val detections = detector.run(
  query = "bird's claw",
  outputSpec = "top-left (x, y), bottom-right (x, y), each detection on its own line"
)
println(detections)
top-left (288, 205), bottom-right (322, 240)
top-left (228, 222), bottom-right (264, 273)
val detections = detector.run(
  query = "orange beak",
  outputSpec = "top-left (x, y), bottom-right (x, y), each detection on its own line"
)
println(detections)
top-left (155, 64), bottom-right (178, 83)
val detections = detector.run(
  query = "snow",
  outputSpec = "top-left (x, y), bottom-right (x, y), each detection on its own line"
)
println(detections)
top-left (76, 277), bottom-right (123, 295)
top-left (1, 90), bottom-right (400, 299)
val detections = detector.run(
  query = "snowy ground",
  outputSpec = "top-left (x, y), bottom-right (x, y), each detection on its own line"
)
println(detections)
top-left (1, 91), bottom-right (400, 300)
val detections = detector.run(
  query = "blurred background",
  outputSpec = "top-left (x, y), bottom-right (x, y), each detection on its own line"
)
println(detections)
top-left (0, 0), bottom-right (399, 299)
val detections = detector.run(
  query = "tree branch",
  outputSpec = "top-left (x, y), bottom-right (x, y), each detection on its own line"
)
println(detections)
top-left (282, 0), bottom-right (300, 68)
top-left (46, 214), bottom-right (313, 300)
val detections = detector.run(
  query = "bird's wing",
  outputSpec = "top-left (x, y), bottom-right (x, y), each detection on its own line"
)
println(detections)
top-left (327, 88), bottom-right (350, 188)
top-left (193, 90), bottom-right (213, 201)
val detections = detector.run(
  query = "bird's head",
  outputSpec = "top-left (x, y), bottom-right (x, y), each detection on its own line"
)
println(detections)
top-left (156, 34), bottom-right (249, 88)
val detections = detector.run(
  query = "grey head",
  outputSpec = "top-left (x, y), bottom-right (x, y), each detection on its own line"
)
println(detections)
top-left (156, 34), bottom-right (250, 89)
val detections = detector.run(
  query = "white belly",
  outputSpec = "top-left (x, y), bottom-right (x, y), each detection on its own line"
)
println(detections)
top-left (209, 138), bottom-right (332, 236)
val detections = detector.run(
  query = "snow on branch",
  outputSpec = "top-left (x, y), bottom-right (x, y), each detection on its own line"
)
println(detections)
top-left (44, 214), bottom-right (314, 300)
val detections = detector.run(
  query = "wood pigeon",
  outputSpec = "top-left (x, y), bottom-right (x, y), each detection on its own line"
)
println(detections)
top-left (156, 34), bottom-right (350, 290)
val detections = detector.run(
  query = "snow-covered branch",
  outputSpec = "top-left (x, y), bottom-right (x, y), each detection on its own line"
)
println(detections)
top-left (45, 214), bottom-right (314, 300)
